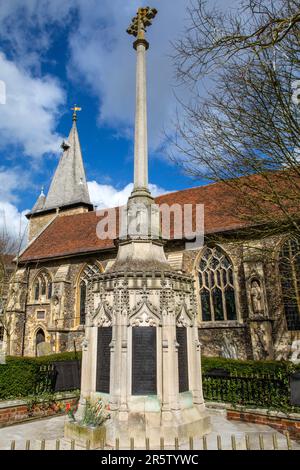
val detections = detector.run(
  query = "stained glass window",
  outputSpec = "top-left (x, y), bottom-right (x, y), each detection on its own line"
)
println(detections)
top-left (78, 264), bottom-right (102, 325)
top-left (32, 271), bottom-right (52, 303)
top-left (80, 281), bottom-right (87, 325)
top-left (34, 281), bottom-right (39, 301)
top-left (197, 246), bottom-right (237, 322)
top-left (279, 238), bottom-right (300, 331)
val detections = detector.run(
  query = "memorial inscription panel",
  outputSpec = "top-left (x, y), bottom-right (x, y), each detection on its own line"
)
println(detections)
top-left (96, 327), bottom-right (112, 393)
top-left (176, 327), bottom-right (189, 393)
top-left (132, 327), bottom-right (157, 395)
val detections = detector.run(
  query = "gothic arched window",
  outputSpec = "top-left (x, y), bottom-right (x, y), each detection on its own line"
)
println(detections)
top-left (32, 271), bottom-right (52, 303)
top-left (34, 281), bottom-right (40, 301)
top-left (79, 281), bottom-right (87, 325)
top-left (77, 263), bottom-right (103, 325)
top-left (197, 246), bottom-right (237, 322)
top-left (279, 238), bottom-right (300, 331)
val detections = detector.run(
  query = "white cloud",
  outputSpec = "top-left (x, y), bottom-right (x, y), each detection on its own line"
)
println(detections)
top-left (68, 0), bottom-right (190, 152)
top-left (0, 1), bottom-right (75, 71)
top-left (88, 181), bottom-right (169, 209)
top-left (0, 52), bottom-right (65, 159)
top-left (0, 0), bottom-right (240, 160)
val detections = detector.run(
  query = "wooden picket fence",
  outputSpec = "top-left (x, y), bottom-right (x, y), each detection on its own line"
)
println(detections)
top-left (7, 432), bottom-right (295, 450)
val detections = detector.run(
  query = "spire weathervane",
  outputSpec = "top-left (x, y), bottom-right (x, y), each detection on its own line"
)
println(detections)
top-left (71, 104), bottom-right (82, 122)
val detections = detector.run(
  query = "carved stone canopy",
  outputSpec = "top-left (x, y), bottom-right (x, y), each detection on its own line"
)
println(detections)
top-left (130, 300), bottom-right (160, 327)
top-left (176, 302), bottom-right (193, 327)
top-left (93, 302), bottom-right (112, 327)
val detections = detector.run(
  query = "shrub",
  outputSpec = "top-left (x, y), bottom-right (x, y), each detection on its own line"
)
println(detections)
top-left (202, 356), bottom-right (300, 412)
top-left (0, 352), bottom-right (82, 400)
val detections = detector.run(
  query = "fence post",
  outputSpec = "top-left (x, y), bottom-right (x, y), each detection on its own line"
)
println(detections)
top-left (71, 439), bottom-right (75, 450)
top-left (259, 434), bottom-right (264, 450)
top-left (145, 438), bottom-right (150, 450)
top-left (217, 435), bottom-right (222, 450)
top-left (231, 435), bottom-right (236, 450)
top-left (285, 432), bottom-right (292, 450)
top-left (115, 438), bottom-right (119, 450)
top-left (130, 438), bottom-right (134, 451)
top-left (175, 437), bottom-right (179, 450)
top-left (189, 437), bottom-right (194, 450)
top-left (41, 439), bottom-right (45, 450)
top-left (203, 435), bottom-right (207, 450)
top-left (245, 434), bottom-right (250, 450)
top-left (10, 440), bottom-right (15, 450)
top-left (160, 438), bottom-right (164, 450)
top-left (272, 434), bottom-right (278, 450)
top-left (25, 440), bottom-right (30, 450)
top-left (56, 439), bottom-right (60, 450)
top-left (86, 440), bottom-right (91, 450)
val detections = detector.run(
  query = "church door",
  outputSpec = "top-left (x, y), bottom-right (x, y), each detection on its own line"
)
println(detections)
top-left (35, 329), bottom-right (45, 356)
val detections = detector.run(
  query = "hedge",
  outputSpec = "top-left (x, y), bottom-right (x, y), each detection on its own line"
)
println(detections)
top-left (202, 356), bottom-right (300, 379)
top-left (202, 356), bottom-right (300, 412)
top-left (0, 354), bottom-right (300, 411)
top-left (0, 352), bottom-right (81, 400)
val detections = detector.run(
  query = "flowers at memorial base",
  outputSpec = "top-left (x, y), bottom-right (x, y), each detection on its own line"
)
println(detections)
top-left (81, 397), bottom-right (111, 427)
top-left (66, 400), bottom-right (78, 421)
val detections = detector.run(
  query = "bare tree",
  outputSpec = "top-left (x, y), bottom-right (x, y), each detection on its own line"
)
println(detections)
top-left (171, 0), bottom-right (300, 238)
top-left (0, 216), bottom-right (28, 355)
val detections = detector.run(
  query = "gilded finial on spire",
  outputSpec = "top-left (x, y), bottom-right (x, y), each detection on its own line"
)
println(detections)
top-left (71, 104), bottom-right (82, 122)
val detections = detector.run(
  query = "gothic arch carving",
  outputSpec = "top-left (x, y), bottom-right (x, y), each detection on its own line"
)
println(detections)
top-left (176, 301), bottom-right (193, 327)
top-left (92, 302), bottom-right (112, 327)
top-left (129, 297), bottom-right (161, 326)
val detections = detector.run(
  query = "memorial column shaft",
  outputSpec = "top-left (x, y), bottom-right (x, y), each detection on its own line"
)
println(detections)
top-left (133, 39), bottom-right (149, 192)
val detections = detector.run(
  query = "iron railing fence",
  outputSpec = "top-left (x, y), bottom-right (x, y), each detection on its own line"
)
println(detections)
top-left (36, 361), bottom-right (81, 394)
top-left (202, 370), bottom-right (289, 409)
top-left (36, 363), bottom-right (298, 410)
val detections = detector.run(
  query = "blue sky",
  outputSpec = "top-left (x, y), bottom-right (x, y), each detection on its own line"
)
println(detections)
top-left (0, 0), bottom-right (227, 240)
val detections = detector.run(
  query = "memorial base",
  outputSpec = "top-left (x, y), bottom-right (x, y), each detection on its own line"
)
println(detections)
top-left (105, 396), bottom-right (211, 448)
top-left (64, 420), bottom-right (106, 449)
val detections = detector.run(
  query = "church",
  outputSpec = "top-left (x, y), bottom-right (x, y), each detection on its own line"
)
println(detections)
top-left (3, 108), bottom-right (300, 361)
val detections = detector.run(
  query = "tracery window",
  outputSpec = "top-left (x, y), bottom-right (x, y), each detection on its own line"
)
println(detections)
top-left (279, 238), bottom-right (300, 331)
top-left (32, 271), bottom-right (52, 303)
top-left (197, 246), bottom-right (237, 322)
top-left (78, 264), bottom-right (102, 325)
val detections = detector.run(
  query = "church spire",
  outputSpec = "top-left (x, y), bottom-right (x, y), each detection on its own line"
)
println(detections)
top-left (43, 109), bottom-right (91, 211)
top-left (31, 187), bottom-right (46, 213)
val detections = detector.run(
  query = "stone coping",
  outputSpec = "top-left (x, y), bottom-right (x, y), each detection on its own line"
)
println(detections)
top-left (92, 271), bottom-right (194, 281)
top-left (206, 401), bottom-right (300, 421)
top-left (0, 392), bottom-right (78, 410)
top-left (199, 321), bottom-right (245, 329)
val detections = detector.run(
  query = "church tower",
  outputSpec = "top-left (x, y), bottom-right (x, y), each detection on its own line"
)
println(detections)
top-left (26, 109), bottom-right (93, 242)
